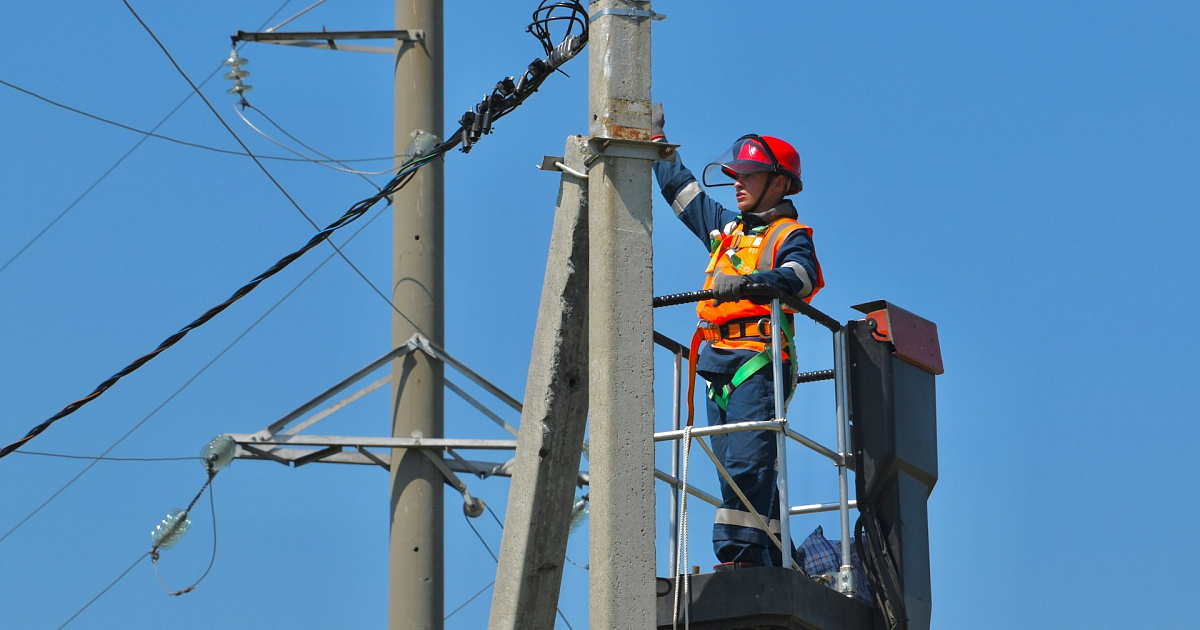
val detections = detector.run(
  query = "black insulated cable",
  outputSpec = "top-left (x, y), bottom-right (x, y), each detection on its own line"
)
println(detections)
top-left (0, 0), bottom-right (591, 460)
top-left (652, 285), bottom-right (843, 334)
top-left (0, 158), bottom-right (428, 460)
top-left (856, 507), bottom-right (908, 630)
top-left (528, 1), bottom-right (588, 57)
top-left (0, 204), bottom-right (390, 546)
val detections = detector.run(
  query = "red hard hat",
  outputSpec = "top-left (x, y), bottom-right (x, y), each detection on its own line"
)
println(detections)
top-left (703, 135), bottom-right (803, 195)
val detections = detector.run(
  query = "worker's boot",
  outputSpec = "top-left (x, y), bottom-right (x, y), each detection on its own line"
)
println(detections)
top-left (713, 561), bottom-right (761, 572)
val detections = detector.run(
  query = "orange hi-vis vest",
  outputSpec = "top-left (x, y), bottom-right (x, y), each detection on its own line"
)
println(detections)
top-left (697, 218), bottom-right (824, 353)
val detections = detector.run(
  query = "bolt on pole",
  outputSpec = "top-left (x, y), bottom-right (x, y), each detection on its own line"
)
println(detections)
top-left (587, 1), bottom-right (657, 628)
top-left (389, 1), bottom-right (444, 629)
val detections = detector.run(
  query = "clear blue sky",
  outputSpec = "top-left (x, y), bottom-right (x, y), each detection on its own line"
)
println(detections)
top-left (2, 1), bottom-right (1197, 628)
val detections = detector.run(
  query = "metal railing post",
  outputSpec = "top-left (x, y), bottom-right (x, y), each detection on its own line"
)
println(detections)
top-left (670, 350), bottom-right (682, 575)
top-left (833, 327), bottom-right (855, 595)
top-left (769, 299), bottom-right (794, 569)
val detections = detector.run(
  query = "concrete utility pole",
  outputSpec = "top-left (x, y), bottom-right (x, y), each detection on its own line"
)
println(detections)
top-left (587, 1), bottom-right (658, 627)
top-left (389, 1), bottom-right (444, 629)
top-left (488, 137), bottom-right (591, 630)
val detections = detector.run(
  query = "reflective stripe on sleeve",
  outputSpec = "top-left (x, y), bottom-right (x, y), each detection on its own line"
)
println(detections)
top-left (715, 507), bottom-right (781, 534)
top-left (781, 261), bottom-right (813, 298)
top-left (670, 180), bottom-right (703, 216)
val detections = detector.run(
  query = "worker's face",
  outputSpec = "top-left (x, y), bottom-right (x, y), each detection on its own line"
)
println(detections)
top-left (733, 171), bottom-right (785, 212)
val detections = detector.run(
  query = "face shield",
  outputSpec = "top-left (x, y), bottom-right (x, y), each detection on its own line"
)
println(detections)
top-left (702, 134), bottom-right (802, 194)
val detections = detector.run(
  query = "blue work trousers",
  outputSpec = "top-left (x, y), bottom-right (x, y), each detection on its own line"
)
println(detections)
top-left (706, 367), bottom-right (789, 566)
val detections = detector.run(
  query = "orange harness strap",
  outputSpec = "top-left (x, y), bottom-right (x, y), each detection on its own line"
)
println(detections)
top-left (687, 328), bottom-right (704, 428)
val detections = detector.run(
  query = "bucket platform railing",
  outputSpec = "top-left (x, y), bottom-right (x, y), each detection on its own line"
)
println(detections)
top-left (652, 283), bottom-right (857, 595)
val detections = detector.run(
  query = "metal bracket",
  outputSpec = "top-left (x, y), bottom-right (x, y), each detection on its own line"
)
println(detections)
top-left (586, 136), bottom-right (678, 163)
top-left (420, 449), bottom-right (486, 517)
top-left (355, 446), bottom-right (390, 470)
top-left (294, 445), bottom-right (343, 467)
top-left (446, 448), bottom-right (485, 479)
top-left (421, 449), bottom-right (469, 494)
top-left (590, 8), bottom-right (666, 21)
top-left (536, 155), bottom-right (589, 180)
top-left (536, 155), bottom-right (565, 171)
top-left (238, 443), bottom-right (291, 466)
top-left (231, 29), bottom-right (424, 55)
top-left (836, 565), bottom-right (856, 596)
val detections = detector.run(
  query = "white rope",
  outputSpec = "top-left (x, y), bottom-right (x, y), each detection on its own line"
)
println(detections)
top-left (672, 425), bottom-right (693, 630)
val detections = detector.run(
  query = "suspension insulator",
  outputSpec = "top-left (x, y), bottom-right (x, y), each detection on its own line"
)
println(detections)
top-left (463, 496), bottom-right (485, 518)
top-left (569, 496), bottom-right (589, 533)
top-left (221, 49), bottom-right (252, 95)
top-left (152, 509), bottom-right (191, 550)
top-left (200, 435), bottom-right (236, 472)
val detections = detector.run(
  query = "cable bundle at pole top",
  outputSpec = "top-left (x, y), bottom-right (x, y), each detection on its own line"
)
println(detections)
top-left (0, 0), bottom-right (590, 461)
top-left (456, 0), bottom-right (588, 152)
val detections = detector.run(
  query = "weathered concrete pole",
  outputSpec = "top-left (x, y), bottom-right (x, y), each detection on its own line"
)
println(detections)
top-left (587, 1), bottom-right (657, 627)
top-left (488, 136), bottom-right (591, 630)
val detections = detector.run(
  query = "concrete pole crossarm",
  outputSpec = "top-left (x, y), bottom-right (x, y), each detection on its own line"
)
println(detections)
top-left (489, 136), bottom-right (591, 630)
top-left (587, 2), bottom-right (656, 628)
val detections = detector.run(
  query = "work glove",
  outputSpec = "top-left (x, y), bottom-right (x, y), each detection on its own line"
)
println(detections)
top-left (711, 272), bottom-right (747, 305)
top-left (651, 102), bottom-right (665, 141)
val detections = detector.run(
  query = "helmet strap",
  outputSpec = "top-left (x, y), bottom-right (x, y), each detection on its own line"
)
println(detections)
top-left (746, 173), bottom-right (779, 215)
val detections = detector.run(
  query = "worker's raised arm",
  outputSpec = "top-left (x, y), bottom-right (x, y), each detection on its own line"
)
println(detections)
top-left (653, 155), bottom-right (737, 245)
top-left (651, 104), bottom-right (737, 246)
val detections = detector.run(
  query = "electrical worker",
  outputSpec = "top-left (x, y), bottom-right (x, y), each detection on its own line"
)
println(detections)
top-left (651, 104), bottom-right (824, 570)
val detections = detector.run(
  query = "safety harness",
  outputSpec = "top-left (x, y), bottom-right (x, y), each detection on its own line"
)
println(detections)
top-left (686, 315), bottom-right (797, 427)
top-left (684, 214), bottom-right (811, 427)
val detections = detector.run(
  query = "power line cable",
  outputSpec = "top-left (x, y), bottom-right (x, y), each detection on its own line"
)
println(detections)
top-left (54, 551), bottom-right (150, 630)
top-left (234, 101), bottom-right (394, 179)
top-left (240, 0), bottom-right (594, 349)
top-left (444, 581), bottom-right (495, 621)
top-left (0, 201), bottom-right (389, 544)
top-left (484, 501), bottom-right (587, 570)
top-left (0, 0), bottom-right (588, 459)
top-left (11, 451), bottom-right (200, 462)
top-left (152, 470), bottom-right (221, 596)
top-left (0, 0), bottom-right (416, 460)
top-left (474, 503), bottom-right (578, 629)
top-left (265, 0), bottom-right (331, 33)
top-left (466, 509), bottom-right (501, 563)
top-left (0, 0), bottom-right (307, 278)
top-left (121, 0), bottom-right (424, 381)
top-left (56, 466), bottom-right (224, 628)
top-left (120, 0), bottom-right (328, 232)
top-left (22, 4), bottom-right (592, 623)
top-left (0, 78), bottom-right (396, 164)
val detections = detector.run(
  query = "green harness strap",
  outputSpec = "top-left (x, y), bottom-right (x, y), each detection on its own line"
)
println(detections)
top-left (709, 316), bottom-right (797, 411)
